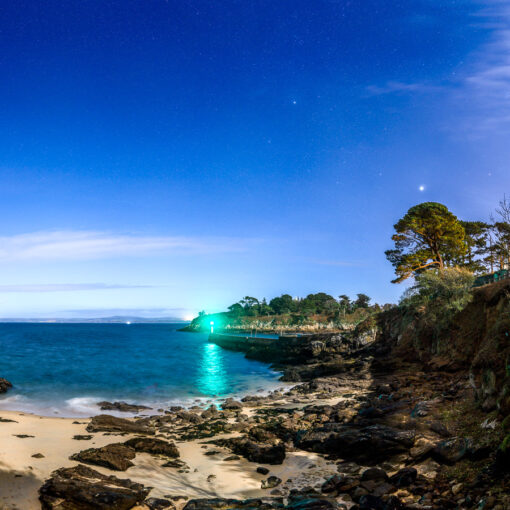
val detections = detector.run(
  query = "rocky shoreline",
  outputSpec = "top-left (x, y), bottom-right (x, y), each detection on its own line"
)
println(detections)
top-left (35, 334), bottom-right (510, 508)
top-left (1, 288), bottom-right (509, 509)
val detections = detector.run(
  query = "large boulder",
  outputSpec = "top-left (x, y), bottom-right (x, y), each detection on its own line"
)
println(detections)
top-left (39, 464), bottom-right (150, 509)
top-left (433, 437), bottom-right (470, 464)
top-left (70, 443), bottom-right (136, 471)
top-left (296, 424), bottom-right (415, 463)
top-left (213, 437), bottom-right (286, 464)
top-left (86, 415), bottom-right (155, 435)
top-left (124, 437), bottom-right (179, 458)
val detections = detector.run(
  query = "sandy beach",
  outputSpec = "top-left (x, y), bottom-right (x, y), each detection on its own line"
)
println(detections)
top-left (0, 404), bottom-right (339, 510)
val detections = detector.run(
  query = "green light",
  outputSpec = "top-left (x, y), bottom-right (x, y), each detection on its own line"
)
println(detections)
top-left (197, 343), bottom-right (228, 396)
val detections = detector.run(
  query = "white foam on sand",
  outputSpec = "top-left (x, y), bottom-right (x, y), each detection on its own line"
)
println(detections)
top-left (0, 375), bottom-right (292, 418)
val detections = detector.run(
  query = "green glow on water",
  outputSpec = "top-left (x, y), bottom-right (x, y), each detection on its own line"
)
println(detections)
top-left (197, 342), bottom-right (228, 396)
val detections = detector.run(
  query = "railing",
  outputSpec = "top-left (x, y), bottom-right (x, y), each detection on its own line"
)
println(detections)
top-left (473, 269), bottom-right (510, 288)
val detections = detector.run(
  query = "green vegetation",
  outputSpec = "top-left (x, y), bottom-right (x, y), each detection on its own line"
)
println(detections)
top-left (385, 202), bottom-right (466, 283)
top-left (188, 197), bottom-right (510, 335)
top-left (187, 292), bottom-right (390, 333)
top-left (398, 267), bottom-right (475, 341)
top-left (387, 198), bottom-right (510, 283)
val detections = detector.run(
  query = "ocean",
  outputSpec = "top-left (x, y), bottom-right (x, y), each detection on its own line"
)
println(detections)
top-left (0, 323), bottom-right (282, 417)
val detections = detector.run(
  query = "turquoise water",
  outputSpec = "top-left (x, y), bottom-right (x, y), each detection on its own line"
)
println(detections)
top-left (0, 323), bottom-right (282, 417)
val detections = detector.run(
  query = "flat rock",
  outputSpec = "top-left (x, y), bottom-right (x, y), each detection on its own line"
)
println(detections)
top-left (70, 443), bottom-right (136, 471)
top-left (97, 401), bottom-right (153, 413)
top-left (87, 415), bottom-right (155, 435)
top-left (296, 424), bottom-right (415, 463)
top-left (39, 464), bottom-right (150, 509)
top-left (213, 437), bottom-right (285, 465)
top-left (124, 437), bottom-right (179, 458)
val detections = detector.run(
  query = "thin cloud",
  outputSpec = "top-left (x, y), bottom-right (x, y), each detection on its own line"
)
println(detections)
top-left (365, 81), bottom-right (441, 96)
top-left (0, 230), bottom-right (254, 262)
top-left (0, 283), bottom-right (154, 293)
top-left (365, 1), bottom-right (510, 134)
top-left (446, 1), bottom-right (510, 134)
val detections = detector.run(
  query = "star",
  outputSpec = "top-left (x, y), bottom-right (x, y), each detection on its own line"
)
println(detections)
top-left (292, 100), bottom-right (297, 105)
top-left (419, 185), bottom-right (425, 192)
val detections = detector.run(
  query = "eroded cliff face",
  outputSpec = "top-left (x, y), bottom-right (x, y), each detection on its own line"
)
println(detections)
top-left (376, 280), bottom-right (510, 464)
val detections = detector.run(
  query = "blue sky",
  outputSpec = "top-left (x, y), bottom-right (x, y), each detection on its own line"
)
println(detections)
top-left (0, 0), bottom-right (509, 318)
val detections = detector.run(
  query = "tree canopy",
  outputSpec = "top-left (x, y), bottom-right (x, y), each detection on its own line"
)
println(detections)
top-left (386, 202), bottom-right (466, 283)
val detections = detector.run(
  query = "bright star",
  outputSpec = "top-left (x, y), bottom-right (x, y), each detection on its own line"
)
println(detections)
top-left (419, 185), bottom-right (425, 192)
top-left (292, 100), bottom-right (297, 105)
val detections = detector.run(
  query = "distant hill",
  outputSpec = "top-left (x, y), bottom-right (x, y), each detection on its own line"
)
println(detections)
top-left (0, 316), bottom-right (187, 324)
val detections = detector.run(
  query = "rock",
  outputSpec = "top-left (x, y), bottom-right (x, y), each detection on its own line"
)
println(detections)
top-left (433, 437), bottom-right (470, 464)
top-left (161, 459), bottom-right (188, 469)
top-left (451, 482), bottom-right (463, 495)
top-left (296, 424), bottom-right (414, 463)
top-left (86, 415), bottom-right (155, 435)
top-left (337, 462), bottom-right (361, 474)
top-left (73, 435), bottom-right (94, 440)
top-left (183, 497), bottom-right (338, 509)
top-left (249, 426), bottom-right (279, 443)
top-left (287, 494), bottom-right (341, 509)
top-left (321, 474), bottom-right (345, 494)
top-left (145, 498), bottom-right (176, 509)
top-left (222, 398), bottom-right (243, 410)
top-left (310, 341), bottom-right (325, 356)
top-left (14, 434), bottom-right (35, 438)
top-left (409, 437), bottom-right (434, 459)
top-left (388, 467), bottom-right (417, 487)
top-left (429, 421), bottom-right (450, 437)
top-left (360, 468), bottom-right (388, 482)
top-left (0, 378), bottom-right (12, 393)
top-left (261, 476), bottom-right (282, 489)
top-left (357, 494), bottom-right (403, 509)
top-left (183, 498), bottom-right (275, 509)
top-left (201, 406), bottom-right (219, 420)
top-left (32, 453), bottom-right (45, 458)
top-left (224, 455), bottom-right (241, 461)
top-left (124, 437), bottom-right (179, 458)
top-left (176, 411), bottom-right (203, 424)
top-left (97, 401), bottom-right (152, 413)
top-left (257, 467), bottom-right (270, 475)
top-left (70, 443), bottom-right (136, 471)
top-left (213, 437), bottom-right (286, 465)
top-left (39, 464), bottom-right (150, 509)
top-left (410, 399), bottom-right (440, 418)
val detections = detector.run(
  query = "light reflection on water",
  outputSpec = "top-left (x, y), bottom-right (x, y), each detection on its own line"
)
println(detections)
top-left (196, 342), bottom-right (228, 396)
top-left (0, 324), bottom-right (283, 416)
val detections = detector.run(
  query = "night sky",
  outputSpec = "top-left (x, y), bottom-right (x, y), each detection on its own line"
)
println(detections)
top-left (0, 0), bottom-right (509, 318)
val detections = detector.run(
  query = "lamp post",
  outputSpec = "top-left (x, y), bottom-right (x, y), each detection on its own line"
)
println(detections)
top-left (210, 321), bottom-right (214, 334)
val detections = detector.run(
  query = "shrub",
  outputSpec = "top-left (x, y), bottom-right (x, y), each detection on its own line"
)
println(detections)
top-left (399, 267), bottom-right (475, 344)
